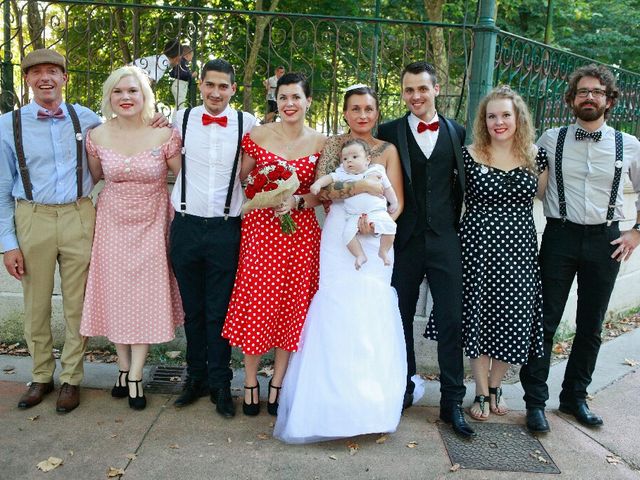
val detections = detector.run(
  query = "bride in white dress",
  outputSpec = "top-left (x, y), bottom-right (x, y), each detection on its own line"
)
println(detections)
top-left (274, 85), bottom-right (407, 444)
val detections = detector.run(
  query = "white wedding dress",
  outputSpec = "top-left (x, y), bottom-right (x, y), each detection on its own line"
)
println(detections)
top-left (274, 202), bottom-right (407, 444)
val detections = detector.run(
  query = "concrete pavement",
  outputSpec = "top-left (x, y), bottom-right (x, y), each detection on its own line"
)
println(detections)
top-left (1, 329), bottom-right (639, 479)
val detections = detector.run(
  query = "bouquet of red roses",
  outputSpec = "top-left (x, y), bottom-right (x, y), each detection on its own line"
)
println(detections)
top-left (243, 160), bottom-right (300, 234)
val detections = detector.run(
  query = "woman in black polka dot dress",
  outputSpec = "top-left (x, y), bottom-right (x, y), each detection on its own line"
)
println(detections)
top-left (427, 86), bottom-right (548, 420)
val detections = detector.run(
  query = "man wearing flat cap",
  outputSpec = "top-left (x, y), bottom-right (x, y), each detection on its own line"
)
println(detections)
top-left (0, 48), bottom-right (101, 413)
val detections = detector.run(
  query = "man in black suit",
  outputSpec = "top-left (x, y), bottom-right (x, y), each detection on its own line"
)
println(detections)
top-left (377, 61), bottom-right (474, 437)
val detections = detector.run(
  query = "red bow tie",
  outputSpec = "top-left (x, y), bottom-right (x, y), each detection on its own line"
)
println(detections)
top-left (37, 107), bottom-right (65, 120)
top-left (202, 113), bottom-right (228, 127)
top-left (417, 121), bottom-right (439, 133)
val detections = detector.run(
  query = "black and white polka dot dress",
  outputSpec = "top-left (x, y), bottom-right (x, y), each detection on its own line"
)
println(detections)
top-left (458, 146), bottom-right (546, 364)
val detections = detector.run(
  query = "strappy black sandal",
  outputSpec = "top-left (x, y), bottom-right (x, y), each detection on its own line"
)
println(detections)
top-left (468, 394), bottom-right (489, 421)
top-left (489, 386), bottom-right (508, 415)
top-left (243, 384), bottom-right (260, 416)
top-left (267, 379), bottom-right (281, 416)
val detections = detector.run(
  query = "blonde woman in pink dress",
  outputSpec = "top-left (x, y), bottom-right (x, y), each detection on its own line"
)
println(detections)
top-left (80, 66), bottom-right (183, 410)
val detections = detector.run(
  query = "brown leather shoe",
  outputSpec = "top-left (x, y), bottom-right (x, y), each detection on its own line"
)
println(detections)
top-left (18, 381), bottom-right (54, 409)
top-left (56, 383), bottom-right (80, 413)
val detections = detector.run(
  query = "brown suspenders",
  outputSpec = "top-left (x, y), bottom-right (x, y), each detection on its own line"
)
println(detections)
top-left (11, 102), bottom-right (84, 201)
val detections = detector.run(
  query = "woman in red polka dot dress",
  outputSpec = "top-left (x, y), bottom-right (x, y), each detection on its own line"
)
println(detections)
top-left (223, 73), bottom-right (326, 416)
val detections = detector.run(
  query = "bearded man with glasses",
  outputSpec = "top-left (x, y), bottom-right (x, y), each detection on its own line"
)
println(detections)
top-left (519, 64), bottom-right (640, 433)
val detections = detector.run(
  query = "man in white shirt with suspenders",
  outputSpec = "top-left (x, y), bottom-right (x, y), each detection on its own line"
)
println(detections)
top-left (170, 58), bottom-right (256, 418)
top-left (521, 64), bottom-right (640, 433)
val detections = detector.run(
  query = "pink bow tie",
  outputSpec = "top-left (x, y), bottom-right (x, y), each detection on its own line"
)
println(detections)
top-left (37, 107), bottom-right (65, 120)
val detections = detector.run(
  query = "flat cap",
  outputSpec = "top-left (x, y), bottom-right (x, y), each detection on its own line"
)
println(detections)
top-left (21, 49), bottom-right (66, 73)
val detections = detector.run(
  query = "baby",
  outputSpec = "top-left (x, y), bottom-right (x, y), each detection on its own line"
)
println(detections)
top-left (311, 138), bottom-right (398, 269)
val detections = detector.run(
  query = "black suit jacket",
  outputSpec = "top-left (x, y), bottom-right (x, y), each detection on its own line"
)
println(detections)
top-left (377, 113), bottom-right (466, 251)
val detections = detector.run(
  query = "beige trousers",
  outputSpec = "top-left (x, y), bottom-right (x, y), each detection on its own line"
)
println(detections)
top-left (15, 198), bottom-right (95, 385)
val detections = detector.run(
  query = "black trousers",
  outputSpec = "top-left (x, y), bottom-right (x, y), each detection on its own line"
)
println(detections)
top-left (519, 219), bottom-right (620, 408)
top-left (169, 214), bottom-right (241, 389)
top-left (392, 228), bottom-right (465, 404)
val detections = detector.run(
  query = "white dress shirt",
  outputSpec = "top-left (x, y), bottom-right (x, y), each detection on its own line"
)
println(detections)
top-left (171, 105), bottom-right (257, 218)
top-left (537, 122), bottom-right (640, 225)
top-left (408, 111), bottom-right (439, 159)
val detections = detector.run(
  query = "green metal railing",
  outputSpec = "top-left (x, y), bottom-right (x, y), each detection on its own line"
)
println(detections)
top-left (494, 31), bottom-right (640, 135)
top-left (1, 0), bottom-right (640, 136)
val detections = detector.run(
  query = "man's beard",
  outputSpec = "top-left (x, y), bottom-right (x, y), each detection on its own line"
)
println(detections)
top-left (573, 101), bottom-right (606, 122)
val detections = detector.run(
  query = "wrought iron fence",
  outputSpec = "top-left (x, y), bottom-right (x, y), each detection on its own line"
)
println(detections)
top-left (0, 0), bottom-right (472, 132)
top-left (495, 31), bottom-right (640, 135)
top-left (2, 1), bottom-right (640, 136)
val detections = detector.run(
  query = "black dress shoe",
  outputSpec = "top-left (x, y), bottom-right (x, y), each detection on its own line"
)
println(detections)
top-left (558, 402), bottom-right (603, 427)
top-left (211, 387), bottom-right (235, 418)
top-left (243, 384), bottom-right (260, 416)
top-left (526, 407), bottom-right (550, 433)
top-left (111, 370), bottom-right (128, 398)
top-left (267, 379), bottom-right (281, 416)
top-left (440, 403), bottom-right (476, 438)
top-left (174, 378), bottom-right (209, 407)
top-left (402, 392), bottom-right (413, 411)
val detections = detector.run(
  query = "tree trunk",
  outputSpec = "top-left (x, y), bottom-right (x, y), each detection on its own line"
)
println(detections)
top-left (242, 0), bottom-right (280, 114)
top-left (11, 0), bottom-right (28, 104)
top-left (423, 0), bottom-right (452, 115)
top-left (114, 7), bottom-right (132, 64)
top-left (26, 0), bottom-right (44, 50)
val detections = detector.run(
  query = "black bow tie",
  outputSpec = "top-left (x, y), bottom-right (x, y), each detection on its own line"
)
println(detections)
top-left (575, 128), bottom-right (602, 142)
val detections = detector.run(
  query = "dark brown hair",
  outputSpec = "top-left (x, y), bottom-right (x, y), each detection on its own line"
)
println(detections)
top-left (564, 64), bottom-right (619, 118)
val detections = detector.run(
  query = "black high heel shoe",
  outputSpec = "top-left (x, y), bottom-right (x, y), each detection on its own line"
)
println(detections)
top-left (242, 384), bottom-right (260, 416)
top-left (127, 379), bottom-right (147, 410)
top-left (111, 370), bottom-right (129, 398)
top-left (267, 379), bottom-right (281, 416)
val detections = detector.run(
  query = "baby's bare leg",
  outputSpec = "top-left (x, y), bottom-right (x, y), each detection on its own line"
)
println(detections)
top-left (347, 236), bottom-right (367, 270)
top-left (378, 234), bottom-right (395, 266)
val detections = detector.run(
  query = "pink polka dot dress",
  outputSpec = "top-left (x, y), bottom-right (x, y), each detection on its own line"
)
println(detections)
top-left (80, 129), bottom-right (184, 344)
top-left (222, 134), bottom-right (321, 355)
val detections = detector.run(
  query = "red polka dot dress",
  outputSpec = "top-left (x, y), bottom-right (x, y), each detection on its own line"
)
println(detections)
top-left (223, 134), bottom-right (321, 355)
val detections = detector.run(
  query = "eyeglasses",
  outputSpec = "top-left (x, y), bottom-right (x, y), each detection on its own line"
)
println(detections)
top-left (576, 88), bottom-right (607, 98)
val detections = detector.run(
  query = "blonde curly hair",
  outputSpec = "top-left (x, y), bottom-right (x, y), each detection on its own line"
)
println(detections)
top-left (472, 85), bottom-right (538, 173)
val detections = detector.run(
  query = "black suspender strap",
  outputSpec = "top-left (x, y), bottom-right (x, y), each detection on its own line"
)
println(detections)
top-left (555, 126), bottom-right (624, 224)
top-left (180, 107), bottom-right (192, 214)
top-left (607, 131), bottom-right (624, 225)
top-left (12, 108), bottom-right (33, 201)
top-left (223, 110), bottom-right (243, 220)
top-left (554, 126), bottom-right (569, 221)
top-left (65, 103), bottom-right (84, 199)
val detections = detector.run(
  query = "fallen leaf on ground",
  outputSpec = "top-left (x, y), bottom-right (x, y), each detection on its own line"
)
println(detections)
top-left (347, 441), bottom-right (359, 456)
top-left (168, 444), bottom-right (180, 449)
top-left (110, 434), bottom-right (118, 439)
top-left (36, 457), bottom-right (63, 472)
top-left (586, 394), bottom-right (594, 400)
top-left (107, 466), bottom-right (125, 477)
top-left (227, 437), bottom-right (232, 443)
top-left (207, 442), bottom-right (214, 446)
top-left (257, 433), bottom-right (269, 440)
top-left (27, 415), bottom-right (39, 421)
top-left (406, 441), bottom-right (418, 448)
top-left (328, 455), bottom-right (337, 460)
top-left (125, 453), bottom-right (137, 460)
top-left (450, 463), bottom-right (460, 472)
top-left (269, 422), bottom-right (275, 428)
top-left (165, 351), bottom-right (181, 359)
top-left (114, 418), bottom-right (123, 423)
top-left (623, 358), bottom-right (638, 367)
top-left (257, 366), bottom-right (275, 377)
top-left (375, 435), bottom-right (388, 444)
top-left (246, 441), bottom-right (254, 445)
top-left (68, 451), bottom-right (73, 457)
top-left (606, 454), bottom-right (621, 464)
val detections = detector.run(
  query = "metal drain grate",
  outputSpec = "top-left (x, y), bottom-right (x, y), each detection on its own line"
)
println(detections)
top-left (438, 422), bottom-right (560, 474)
top-left (144, 365), bottom-right (187, 394)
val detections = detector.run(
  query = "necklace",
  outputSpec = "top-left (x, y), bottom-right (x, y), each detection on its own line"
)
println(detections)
top-left (279, 123), bottom-right (305, 152)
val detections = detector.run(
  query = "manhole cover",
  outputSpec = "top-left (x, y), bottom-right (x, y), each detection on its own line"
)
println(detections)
top-left (438, 422), bottom-right (560, 474)
top-left (144, 365), bottom-right (187, 394)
